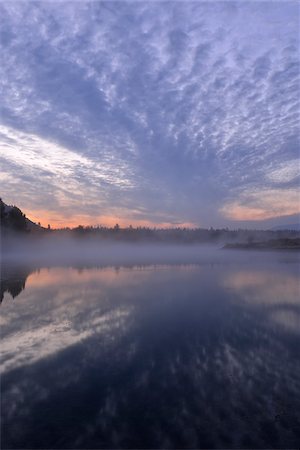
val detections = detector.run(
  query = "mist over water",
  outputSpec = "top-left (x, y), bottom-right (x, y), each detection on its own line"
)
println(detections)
top-left (2, 235), bottom-right (297, 266)
top-left (1, 246), bottom-right (300, 449)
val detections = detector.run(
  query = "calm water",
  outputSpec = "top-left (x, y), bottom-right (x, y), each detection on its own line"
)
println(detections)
top-left (1, 249), bottom-right (300, 448)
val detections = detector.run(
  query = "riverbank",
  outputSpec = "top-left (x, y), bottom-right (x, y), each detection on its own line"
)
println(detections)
top-left (223, 238), bottom-right (300, 250)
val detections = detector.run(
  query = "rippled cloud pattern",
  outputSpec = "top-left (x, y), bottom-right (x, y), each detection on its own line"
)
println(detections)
top-left (0, 1), bottom-right (299, 227)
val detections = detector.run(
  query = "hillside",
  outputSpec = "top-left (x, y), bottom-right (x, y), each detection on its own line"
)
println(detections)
top-left (0, 199), bottom-right (44, 234)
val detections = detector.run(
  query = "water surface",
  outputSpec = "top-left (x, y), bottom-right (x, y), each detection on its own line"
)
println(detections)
top-left (1, 249), bottom-right (300, 448)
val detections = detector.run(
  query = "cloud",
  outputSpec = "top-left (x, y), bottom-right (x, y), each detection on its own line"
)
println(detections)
top-left (0, 124), bottom-right (135, 189)
top-left (221, 187), bottom-right (300, 221)
top-left (267, 159), bottom-right (300, 184)
top-left (0, 1), bottom-right (299, 227)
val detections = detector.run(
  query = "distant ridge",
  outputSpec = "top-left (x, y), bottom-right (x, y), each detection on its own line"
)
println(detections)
top-left (271, 223), bottom-right (300, 231)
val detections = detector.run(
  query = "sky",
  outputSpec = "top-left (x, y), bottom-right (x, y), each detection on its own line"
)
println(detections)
top-left (0, 1), bottom-right (299, 229)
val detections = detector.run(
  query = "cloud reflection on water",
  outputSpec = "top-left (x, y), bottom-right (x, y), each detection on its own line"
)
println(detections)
top-left (224, 268), bottom-right (300, 333)
top-left (1, 254), bottom-right (300, 448)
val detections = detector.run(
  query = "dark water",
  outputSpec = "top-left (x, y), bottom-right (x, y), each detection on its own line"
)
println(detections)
top-left (1, 250), bottom-right (300, 448)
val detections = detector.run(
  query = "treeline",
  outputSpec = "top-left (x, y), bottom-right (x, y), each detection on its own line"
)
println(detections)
top-left (1, 198), bottom-right (299, 244)
top-left (54, 224), bottom-right (300, 244)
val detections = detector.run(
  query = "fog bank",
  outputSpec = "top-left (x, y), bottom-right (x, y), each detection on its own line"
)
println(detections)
top-left (2, 235), bottom-right (298, 268)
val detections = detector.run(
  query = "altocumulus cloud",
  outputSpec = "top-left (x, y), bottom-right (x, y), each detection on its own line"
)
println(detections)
top-left (0, 1), bottom-right (299, 227)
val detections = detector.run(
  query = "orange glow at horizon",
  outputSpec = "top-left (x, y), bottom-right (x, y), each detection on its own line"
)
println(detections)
top-left (25, 209), bottom-right (197, 230)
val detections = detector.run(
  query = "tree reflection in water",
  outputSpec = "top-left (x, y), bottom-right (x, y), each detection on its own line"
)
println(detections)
top-left (0, 265), bottom-right (32, 302)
